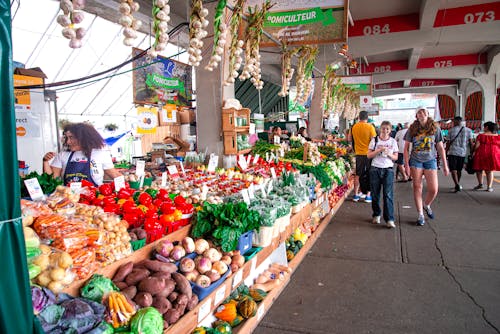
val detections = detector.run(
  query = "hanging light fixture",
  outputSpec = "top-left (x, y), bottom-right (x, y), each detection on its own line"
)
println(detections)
top-left (338, 43), bottom-right (349, 57)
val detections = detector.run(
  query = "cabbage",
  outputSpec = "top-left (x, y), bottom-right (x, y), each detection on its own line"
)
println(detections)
top-left (31, 286), bottom-right (55, 314)
top-left (130, 307), bottom-right (163, 334)
top-left (80, 274), bottom-right (118, 302)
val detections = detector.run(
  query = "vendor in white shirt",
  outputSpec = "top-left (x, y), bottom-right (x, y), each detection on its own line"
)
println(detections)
top-left (43, 122), bottom-right (122, 186)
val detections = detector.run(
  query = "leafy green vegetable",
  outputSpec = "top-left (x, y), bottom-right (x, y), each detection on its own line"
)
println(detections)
top-left (130, 307), bottom-right (163, 334)
top-left (251, 140), bottom-right (280, 156)
top-left (80, 274), bottom-right (118, 302)
top-left (20, 171), bottom-right (63, 198)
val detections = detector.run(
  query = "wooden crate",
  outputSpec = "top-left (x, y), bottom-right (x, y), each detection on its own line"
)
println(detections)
top-left (222, 108), bottom-right (250, 131)
top-left (140, 125), bottom-right (180, 154)
top-left (223, 131), bottom-right (238, 155)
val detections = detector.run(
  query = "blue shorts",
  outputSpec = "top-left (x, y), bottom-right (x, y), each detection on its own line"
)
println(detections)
top-left (409, 158), bottom-right (437, 170)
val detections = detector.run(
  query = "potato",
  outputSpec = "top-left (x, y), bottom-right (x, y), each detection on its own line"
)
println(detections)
top-left (152, 296), bottom-right (172, 314)
top-left (32, 254), bottom-right (50, 271)
top-left (155, 279), bottom-right (176, 298)
top-left (36, 271), bottom-right (51, 286)
top-left (50, 268), bottom-right (66, 281)
top-left (58, 252), bottom-right (73, 269)
top-left (164, 308), bottom-right (181, 325)
top-left (121, 286), bottom-right (137, 300)
top-left (113, 261), bottom-right (134, 282)
top-left (49, 253), bottom-right (61, 267)
top-left (143, 260), bottom-right (177, 273)
top-left (172, 272), bottom-right (192, 299)
top-left (39, 244), bottom-right (52, 255)
top-left (47, 281), bottom-right (64, 293)
top-left (134, 292), bottom-right (153, 307)
top-left (125, 268), bottom-right (150, 286)
top-left (138, 277), bottom-right (166, 295)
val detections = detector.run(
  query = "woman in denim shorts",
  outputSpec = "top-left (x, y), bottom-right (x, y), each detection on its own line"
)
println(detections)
top-left (403, 107), bottom-right (449, 226)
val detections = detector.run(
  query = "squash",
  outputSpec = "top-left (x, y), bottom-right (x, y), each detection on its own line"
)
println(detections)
top-left (192, 327), bottom-right (207, 334)
top-left (286, 249), bottom-right (295, 261)
top-left (249, 288), bottom-right (267, 302)
top-left (214, 300), bottom-right (237, 323)
top-left (228, 315), bottom-right (244, 327)
top-left (238, 297), bottom-right (257, 319)
top-left (213, 320), bottom-right (232, 333)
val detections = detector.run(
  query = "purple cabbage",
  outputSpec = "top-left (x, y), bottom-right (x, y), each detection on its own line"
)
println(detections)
top-left (31, 286), bottom-right (56, 314)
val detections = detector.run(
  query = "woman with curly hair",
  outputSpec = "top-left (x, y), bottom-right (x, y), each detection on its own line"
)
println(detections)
top-left (43, 122), bottom-right (121, 186)
top-left (403, 107), bottom-right (449, 226)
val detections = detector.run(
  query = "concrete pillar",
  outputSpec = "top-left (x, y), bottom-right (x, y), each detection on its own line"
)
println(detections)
top-left (308, 77), bottom-right (323, 139)
top-left (477, 72), bottom-right (497, 122)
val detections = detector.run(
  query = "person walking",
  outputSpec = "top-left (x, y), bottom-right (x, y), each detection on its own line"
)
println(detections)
top-left (472, 121), bottom-right (500, 192)
top-left (404, 107), bottom-right (449, 226)
top-left (394, 122), bottom-right (410, 182)
top-left (43, 122), bottom-right (122, 186)
top-left (351, 110), bottom-right (377, 203)
top-left (367, 121), bottom-right (399, 228)
top-left (446, 116), bottom-right (473, 192)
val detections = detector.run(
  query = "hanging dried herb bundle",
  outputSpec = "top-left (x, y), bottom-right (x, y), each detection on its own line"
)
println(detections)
top-left (278, 43), bottom-right (299, 97)
top-left (295, 45), bottom-right (319, 104)
top-left (223, 0), bottom-right (246, 85)
top-left (239, 0), bottom-right (273, 90)
top-left (188, 0), bottom-right (210, 66)
top-left (148, 0), bottom-right (171, 58)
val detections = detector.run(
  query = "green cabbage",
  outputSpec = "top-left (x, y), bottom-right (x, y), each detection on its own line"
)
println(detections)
top-left (130, 307), bottom-right (163, 334)
top-left (80, 274), bottom-right (118, 302)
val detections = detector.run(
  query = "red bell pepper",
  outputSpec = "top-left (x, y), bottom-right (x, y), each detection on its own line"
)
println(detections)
top-left (99, 183), bottom-right (114, 196)
top-left (81, 179), bottom-right (95, 188)
top-left (117, 187), bottom-right (133, 200)
top-left (103, 195), bottom-right (117, 207)
top-left (173, 195), bottom-right (186, 206)
top-left (160, 202), bottom-right (175, 215)
top-left (138, 192), bottom-right (153, 206)
top-left (156, 189), bottom-right (170, 201)
top-left (103, 203), bottom-right (120, 214)
top-left (121, 200), bottom-right (137, 213)
top-left (152, 198), bottom-right (164, 208)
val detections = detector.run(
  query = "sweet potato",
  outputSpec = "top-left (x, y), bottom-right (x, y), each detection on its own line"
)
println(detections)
top-left (113, 261), bottom-right (134, 282)
top-left (152, 296), bottom-right (172, 314)
top-left (156, 278), bottom-right (176, 298)
top-left (164, 308), bottom-right (181, 325)
top-left (167, 292), bottom-right (179, 303)
top-left (114, 281), bottom-right (128, 290)
top-left (121, 286), bottom-right (137, 300)
top-left (151, 271), bottom-right (171, 280)
top-left (186, 294), bottom-right (199, 311)
top-left (134, 292), bottom-right (153, 307)
top-left (125, 268), bottom-right (150, 286)
top-left (174, 293), bottom-right (189, 315)
top-left (172, 272), bottom-right (192, 299)
top-left (138, 277), bottom-right (166, 295)
top-left (143, 259), bottom-right (177, 273)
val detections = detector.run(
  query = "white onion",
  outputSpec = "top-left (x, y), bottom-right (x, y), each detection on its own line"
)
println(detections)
top-left (69, 38), bottom-right (82, 49)
top-left (56, 15), bottom-right (71, 27)
top-left (132, 19), bottom-right (142, 30)
top-left (200, 8), bottom-right (209, 18)
top-left (119, 3), bottom-right (131, 15)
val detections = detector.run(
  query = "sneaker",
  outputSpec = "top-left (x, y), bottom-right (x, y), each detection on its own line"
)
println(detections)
top-left (353, 195), bottom-right (361, 202)
top-left (372, 216), bottom-right (381, 224)
top-left (486, 187), bottom-right (493, 192)
top-left (363, 196), bottom-right (372, 203)
top-left (359, 193), bottom-right (367, 199)
top-left (424, 205), bottom-right (434, 219)
top-left (386, 220), bottom-right (396, 228)
top-left (473, 184), bottom-right (483, 190)
top-left (454, 184), bottom-right (462, 192)
top-left (416, 215), bottom-right (426, 226)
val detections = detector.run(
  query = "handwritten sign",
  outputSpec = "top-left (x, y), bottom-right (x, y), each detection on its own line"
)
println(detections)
top-left (69, 182), bottom-right (82, 194)
top-left (24, 178), bottom-right (44, 200)
top-left (232, 269), bottom-right (243, 288)
top-left (114, 176), bottom-right (126, 192)
top-left (135, 160), bottom-right (145, 176)
top-left (197, 298), bottom-right (212, 323)
top-left (161, 172), bottom-right (167, 187)
top-left (214, 285), bottom-right (227, 305)
top-left (241, 189), bottom-right (250, 205)
top-left (207, 154), bottom-right (218, 172)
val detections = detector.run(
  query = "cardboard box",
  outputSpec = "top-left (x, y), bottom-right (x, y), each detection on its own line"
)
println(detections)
top-left (163, 136), bottom-right (190, 151)
top-left (158, 104), bottom-right (179, 126)
top-left (14, 67), bottom-right (47, 80)
top-left (178, 108), bottom-right (196, 124)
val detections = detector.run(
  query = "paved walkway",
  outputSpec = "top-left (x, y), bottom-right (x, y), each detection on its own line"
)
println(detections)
top-left (255, 172), bottom-right (500, 334)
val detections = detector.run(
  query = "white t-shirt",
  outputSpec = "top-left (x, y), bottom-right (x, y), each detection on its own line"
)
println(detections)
top-left (394, 128), bottom-right (408, 152)
top-left (368, 136), bottom-right (399, 168)
top-left (50, 149), bottom-right (114, 186)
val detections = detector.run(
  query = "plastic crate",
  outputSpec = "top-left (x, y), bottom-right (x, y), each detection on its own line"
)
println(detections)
top-left (190, 269), bottom-right (230, 301)
top-left (237, 230), bottom-right (253, 254)
top-left (252, 226), bottom-right (274, 247)
top-left (130, 238), bottom-right (146, 251)
top-left (243, 247), bottom-right (262, 261)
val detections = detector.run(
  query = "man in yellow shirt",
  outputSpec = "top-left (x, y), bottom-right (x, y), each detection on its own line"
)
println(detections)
top-left (351, 110), bottom-right (376, 202)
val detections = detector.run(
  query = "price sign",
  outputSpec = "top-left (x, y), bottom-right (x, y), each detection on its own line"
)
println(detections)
top-left (273, 135), bottom-right (280, 144)
top-left (241, 189), bottom-right (250, 205)
top-left (69, 182), bottom-right (82, 194)
top-left (114, 176), bottom-right (126, 192)
top-left (248, 183), bottom-right (255, 199)
top-left (232, 269), bottom-right (243, 288)
top-left (280, 147), bottom-right (285, 157)
top-left (197, 298), bottom-right (212, 323)
top-left (179, 161), bottom-right (185, 175)
top-left (257, 304), bottom-right (265, 320)
top-left (167, 165), bottom-right (179, 179)
top-left (246, 154), bottom-right (252, 166)
top-left (139, 174), bottom-right (145, 188)
top-left (214, 285), bottom-right (226, 305)
top-left (250, 257), bottom-right (257, 277)
top-left (201, 184), bottom-right (209, 200)
top-left (267, 180), bottom-right (274, 194)
top-left (24, 178), bottom-right (44, 200)
top-left (270, 167), bottom-right (277, 179)
top-left (135, 160), bottom-right (145, 176)
top-left (265, 152), bottom-right (270, 162)
top-left (161, 172), bottom-right (167, 187)
top-left (238, 155), bottom-right (248, 171)
top-left (253, 154), bottom-right (260, 165)
top-left (207, 154), bottom-right (218, 172)
top-left (260, 184), bottom-right (267, 198)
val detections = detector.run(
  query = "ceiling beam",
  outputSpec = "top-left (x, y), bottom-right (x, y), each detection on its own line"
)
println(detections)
top-left (372, 65), bottom-right (480, 84)
top-left (419, 0), bottom-right (441, 30)
top-left (408, 46), bottom-right (424, 70)
top-left (403, 79), bottom-right (411, 88)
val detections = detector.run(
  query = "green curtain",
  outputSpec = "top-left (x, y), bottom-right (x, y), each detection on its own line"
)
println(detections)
top-left (0, 1), bottom-right (43, 333)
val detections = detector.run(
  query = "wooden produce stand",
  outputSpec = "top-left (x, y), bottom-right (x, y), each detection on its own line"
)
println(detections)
top-left (222, 108), bottom-right (252, 155)
top-left (61, 184), bottom-right (352, 333)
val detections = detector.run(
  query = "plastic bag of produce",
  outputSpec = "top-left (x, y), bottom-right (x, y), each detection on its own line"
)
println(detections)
top-left (130, 307), bottom-right (164, 334)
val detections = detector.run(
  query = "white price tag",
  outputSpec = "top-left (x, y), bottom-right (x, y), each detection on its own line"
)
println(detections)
top-left (246, 154), bottom-right (252, 165)
top-left (201, 184), bottom-right (209, 200)
top-left (167, 165), bottom-right (179, 175)
top-left (250, 257), bottom-right (257, 276)
top-left (267, 180), bottom-right (273, 194)
top-left (69, 182), bottom-right (82, 194)
top-left (238, 155), bottom-right (248, 171)
top-left (114, 176), bottom-right (126, 192)
top-left (232, 269), bottom-right (243, 288)
top-left (227, 170), bottom-right (235, 179)
top-left (241, 189), bottom-right (250, 205)
top-left (253, 154), bottom-right (260, 165)
top-left (280, 147), bottom-right (285, 157)
top-left (161, 172), bottom-right (167, 187)
top-left (248, 183), bottom-right (255, 199)
top-left (207, 154), bottom-right (218, 172)
top-left (135, 160), bottom-right (145, 176)
top-left (139, 174), bottom-right (145, 188)
top-left (180, 161), bottom-right (185, 175)
top-left (270, 167), bottom-right (277, 179)
top-left (257, 304), bottom-right (265, 320)
top-left (197, 298), bottom-right (212, 323)
top-left (260, 184), bottom-right (267, 198)
top-left (214, 285), bottom-right (226, 305)
top-left (274, 135), bottom-right (280, 144)
top-left (24, 178), bottom-right (44, 200)
top-left (265, 152), bottom-right (270, 162)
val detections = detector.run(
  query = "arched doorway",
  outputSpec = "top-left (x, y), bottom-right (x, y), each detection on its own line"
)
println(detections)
top-left (437, 94), bottom-right (456, 130)
top-left (465, 91), bottom-right (483, 131)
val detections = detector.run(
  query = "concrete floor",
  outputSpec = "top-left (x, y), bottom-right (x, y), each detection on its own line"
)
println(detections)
top-left (254, 172), bottom-right (500, 334)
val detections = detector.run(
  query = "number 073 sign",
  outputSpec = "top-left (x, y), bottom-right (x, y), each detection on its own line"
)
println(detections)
top-left (244, 0), bottom-right (348, 46)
